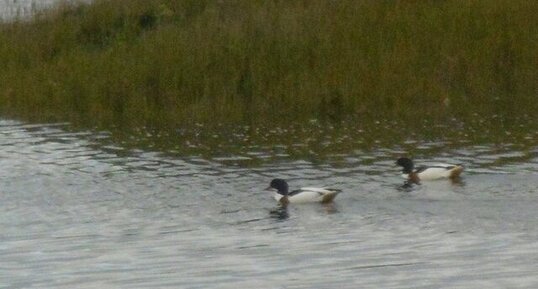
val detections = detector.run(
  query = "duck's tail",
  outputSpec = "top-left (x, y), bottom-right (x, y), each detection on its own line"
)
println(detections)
top-left (321, 189), bottom-right (341, 203)
top-left (449, 165), bottom-right (464, 179)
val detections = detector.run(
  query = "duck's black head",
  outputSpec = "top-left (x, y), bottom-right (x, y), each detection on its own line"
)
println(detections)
top-left (396, 157), bottom-right (414, 174)
top-left (267, 178), bottom-right (289, 195)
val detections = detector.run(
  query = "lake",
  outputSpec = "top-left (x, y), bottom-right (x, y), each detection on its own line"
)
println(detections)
top-left (0, 0), bottom-right (56, 21)
top-left (1, 116), bottom-right (537, 288)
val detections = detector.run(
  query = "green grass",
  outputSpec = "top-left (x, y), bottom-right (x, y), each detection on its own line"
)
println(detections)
top-left (0, 0), bottom-right (536, 128)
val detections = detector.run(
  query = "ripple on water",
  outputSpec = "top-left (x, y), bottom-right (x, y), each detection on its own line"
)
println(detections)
top-left (1, 118), bottom-right (538, 288)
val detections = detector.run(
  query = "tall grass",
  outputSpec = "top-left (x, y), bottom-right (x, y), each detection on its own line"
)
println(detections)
top-left (0, 0), bottom-right (536, 128)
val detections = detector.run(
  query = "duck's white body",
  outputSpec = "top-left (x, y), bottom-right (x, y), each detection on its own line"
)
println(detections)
top-left (273, 187), bottom-right (341, 204)
top-left (401, 163), bottom-right (463, 181)
top-left (397, 157), bottom-right (463, 185)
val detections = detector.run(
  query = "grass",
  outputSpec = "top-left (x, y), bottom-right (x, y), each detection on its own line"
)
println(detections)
top-left (0, 0), bottom-right (536, 129)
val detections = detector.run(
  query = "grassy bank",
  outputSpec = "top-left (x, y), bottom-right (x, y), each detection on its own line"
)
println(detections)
top-left (0, 0), bottom-right (536, 128)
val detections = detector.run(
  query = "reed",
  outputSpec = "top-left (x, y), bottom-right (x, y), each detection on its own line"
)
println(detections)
top-left (0, 0), bottom-right (536, 128)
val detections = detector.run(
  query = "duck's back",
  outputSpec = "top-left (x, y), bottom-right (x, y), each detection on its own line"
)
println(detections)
top-left (287, 187), bottom-right (340, 203)
top-left (417, 164), bottom-right (463, 180)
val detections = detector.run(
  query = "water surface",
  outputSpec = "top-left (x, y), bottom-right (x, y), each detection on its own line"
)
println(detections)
top-left (1, 117), bottom-right (538, 288)
top-left (0, 0), bottom-right (57, 21)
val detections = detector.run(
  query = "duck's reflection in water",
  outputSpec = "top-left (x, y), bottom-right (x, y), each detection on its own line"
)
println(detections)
top-left (269, 205), bottom-right (289, 220)
top-left (268, 201), bottom-right (339, 221)
top-left (322, 202), bottom-right (339, 214)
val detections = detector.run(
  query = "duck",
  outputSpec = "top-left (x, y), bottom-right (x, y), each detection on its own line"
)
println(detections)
top-left (265, 178), bottom-right (341, 205)
top-left (396, 157), bottom-right (463, 184)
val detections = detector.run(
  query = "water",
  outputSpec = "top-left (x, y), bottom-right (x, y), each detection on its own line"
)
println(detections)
top-left (0, 0), bottom-right (88, 21)
top-left (1, 117), bottom-right (538, 288)
top-left (0, 0), bottom-right (56, 20)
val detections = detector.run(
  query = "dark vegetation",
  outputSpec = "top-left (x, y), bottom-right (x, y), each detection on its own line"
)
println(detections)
top-left (0, 0), bottom-right (536, 129)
